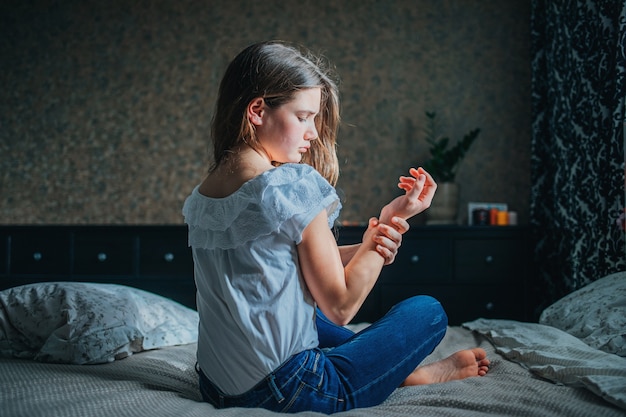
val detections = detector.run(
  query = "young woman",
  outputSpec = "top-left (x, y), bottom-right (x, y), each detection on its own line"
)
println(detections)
top-left (183, 40), bottom-right (489, 414)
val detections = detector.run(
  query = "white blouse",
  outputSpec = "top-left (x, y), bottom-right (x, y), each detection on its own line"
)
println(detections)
top-left (182, 163), bottom-right (341, 395)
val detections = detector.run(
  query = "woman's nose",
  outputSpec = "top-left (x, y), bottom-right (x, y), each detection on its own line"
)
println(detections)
top-left (306, 124), bottom-right (318, 141)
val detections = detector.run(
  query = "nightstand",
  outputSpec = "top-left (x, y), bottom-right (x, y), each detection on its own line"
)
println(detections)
top-left (337, 225), bottom-right (532, 325)
top-left (0, 225), bottom-right (196, 309)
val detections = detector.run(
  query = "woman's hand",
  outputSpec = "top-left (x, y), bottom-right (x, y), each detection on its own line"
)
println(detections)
top-left (379, 167), bottom-right (437, 224)
top-left (369, 216), bottom-right (409, 265)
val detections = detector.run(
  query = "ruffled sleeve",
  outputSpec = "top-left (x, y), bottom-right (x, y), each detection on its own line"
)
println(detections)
top-left (182, 164), bottom-right (341, 249)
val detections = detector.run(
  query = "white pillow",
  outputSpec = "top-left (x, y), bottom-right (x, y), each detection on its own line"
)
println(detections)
top-left (539, 271), bottom-right (626, 357)
top-left (0, 282), bottom-right (198, 364)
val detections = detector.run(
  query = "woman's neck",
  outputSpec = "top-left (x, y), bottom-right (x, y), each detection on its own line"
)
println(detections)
top-left (199, 145), bottom-right (273, 198)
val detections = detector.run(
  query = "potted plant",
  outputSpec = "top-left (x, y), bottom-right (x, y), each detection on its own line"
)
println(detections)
top-left (422, 111), bottom-right (480, 224)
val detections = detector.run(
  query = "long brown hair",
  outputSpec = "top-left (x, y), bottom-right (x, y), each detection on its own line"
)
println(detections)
top-left (210, 41), bottom-right (341, 186)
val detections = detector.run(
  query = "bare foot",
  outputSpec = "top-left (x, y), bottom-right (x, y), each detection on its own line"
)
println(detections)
top-left (401, 348), bottom-right (490, 386)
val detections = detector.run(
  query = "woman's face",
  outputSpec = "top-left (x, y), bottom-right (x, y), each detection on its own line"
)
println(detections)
top-left (254, 88), bottom-right (320, 164)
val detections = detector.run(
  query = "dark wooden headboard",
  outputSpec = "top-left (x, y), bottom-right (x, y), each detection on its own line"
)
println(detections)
top-left (0, 225), bottom-right (196, 309)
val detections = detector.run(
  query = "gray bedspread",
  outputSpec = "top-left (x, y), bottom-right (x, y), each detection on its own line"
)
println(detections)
top-left (1, 323), bottom-right (624, 417)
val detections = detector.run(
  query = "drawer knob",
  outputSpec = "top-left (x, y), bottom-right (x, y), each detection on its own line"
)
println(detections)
top-left (410, 255), bottom-right (420, 264)
top-left (164, 253), bottom-right (175, 262)
top-left (33, 252), bottom-right (43, 261)
top-left (97, 252), bottom-right (108, 262)
top-left (485, 302), bottom-right (495, 311)
top-left (485, 255), bottom-right (494, 264)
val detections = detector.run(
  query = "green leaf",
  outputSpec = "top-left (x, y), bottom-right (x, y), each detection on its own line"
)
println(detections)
top-left (421, 111), bottom-right (480, 182)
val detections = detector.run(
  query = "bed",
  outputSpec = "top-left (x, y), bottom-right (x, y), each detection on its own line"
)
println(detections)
top-left (1, 270), bottom-right (624, 416)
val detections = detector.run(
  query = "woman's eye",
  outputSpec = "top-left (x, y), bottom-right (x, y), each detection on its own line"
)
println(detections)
top-left (297, 113), bottom-right (316, 122)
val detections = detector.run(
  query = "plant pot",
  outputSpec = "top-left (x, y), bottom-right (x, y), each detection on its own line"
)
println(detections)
top-left (426, 182), bottom-right (459, 225)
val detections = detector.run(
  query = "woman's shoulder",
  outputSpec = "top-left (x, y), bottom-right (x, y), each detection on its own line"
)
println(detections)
top-left (264, 163), bottom-right (318, 182)
top-left (261, 164), bottom-right (331, 191)
top-left (259, 164), bottom-right (341, 225)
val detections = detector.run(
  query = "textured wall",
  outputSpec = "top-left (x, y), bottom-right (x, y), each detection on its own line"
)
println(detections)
top-left (0, 0), bottom-right (531, 225)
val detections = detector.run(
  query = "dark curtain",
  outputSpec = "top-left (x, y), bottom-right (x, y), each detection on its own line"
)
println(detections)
top-left (530, 0), bottom-right (626, 317)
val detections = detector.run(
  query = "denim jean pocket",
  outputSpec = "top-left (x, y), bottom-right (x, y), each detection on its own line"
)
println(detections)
top-left (296, 351), bottom-right (324, 389)
top-left (276, 351), bottom-right (346, 413)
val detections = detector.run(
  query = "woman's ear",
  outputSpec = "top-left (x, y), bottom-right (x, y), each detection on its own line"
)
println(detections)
top-left (247, 98), bottom-right (265, 126)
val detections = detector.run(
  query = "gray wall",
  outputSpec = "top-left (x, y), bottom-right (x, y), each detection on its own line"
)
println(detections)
top-left (0, 0), bottom-right (531, 225)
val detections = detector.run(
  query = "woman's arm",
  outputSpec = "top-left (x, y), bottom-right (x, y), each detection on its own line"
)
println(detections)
top-left (338, 217), bottom-right (410, 266)
top-left (299, 167), bottom-right (434, 325)
top-left (338, 244), bottom-right (359, 266)
top-left (298, 212), bottom-right (386, 325)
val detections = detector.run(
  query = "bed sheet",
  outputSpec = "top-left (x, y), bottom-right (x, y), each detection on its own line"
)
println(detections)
top-left (1, 324), bottom-right (624, 417)
top-left (464, 318), bottom-right (626, 410)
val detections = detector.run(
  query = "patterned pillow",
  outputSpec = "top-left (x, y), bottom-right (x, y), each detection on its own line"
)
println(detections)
top-left (539, 271), bottom-right (625, 357)
top-left (0, 282), bottom-right (198, 364)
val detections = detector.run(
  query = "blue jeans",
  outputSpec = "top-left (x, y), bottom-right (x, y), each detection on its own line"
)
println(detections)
top-left (198, 295), bottom-right (447, 414)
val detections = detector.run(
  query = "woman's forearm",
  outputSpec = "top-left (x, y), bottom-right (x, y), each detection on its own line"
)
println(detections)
top-left (338, 244), bottom-right (360, 266)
